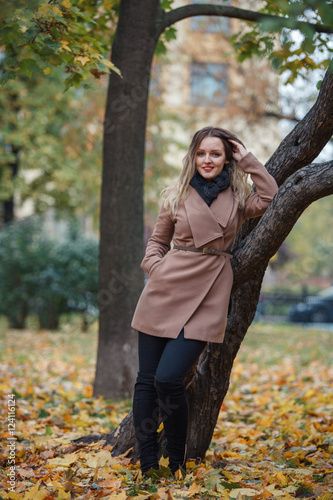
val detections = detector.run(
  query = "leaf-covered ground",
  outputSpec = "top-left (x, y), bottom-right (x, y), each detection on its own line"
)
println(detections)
top-left (0, 320), bottom-right (332, 499)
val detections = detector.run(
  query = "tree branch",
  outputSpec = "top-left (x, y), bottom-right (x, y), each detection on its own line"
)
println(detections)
top-left (231, 160), bottom-right (333, 292)
top-left (157, 4), bottom-right (333, 37)
top-left (266, 110), bottom-right (300, 122)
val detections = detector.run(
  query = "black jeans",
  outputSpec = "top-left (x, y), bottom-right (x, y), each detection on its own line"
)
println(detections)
top-left (132, 329), bottom-right (206, 473)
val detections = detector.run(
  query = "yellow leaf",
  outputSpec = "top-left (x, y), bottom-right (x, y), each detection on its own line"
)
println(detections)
top-left (7, 492), bottom-right (23, 500)
top-left (157, 487), bottom-right (170, 500)
top-left (45, 481), bottom-right (64, 489)
top-left (85, 450), bottom-right (113, 468)
top-left (221, 470), bottom-right (234, 480)
top-left (262, 487), bottom-right (276, 499)
top-left (174, 468), bottom-right (183, 480)
top-left (47, 452), bottom-right (79, 468)
top-left (100, 58), bottom-right (115, 69)
top-left (265, 485), bottom-right (286, 497)
top-left (23, 483), bottom-right (49, 500)
top-left (62, 0), bottom-right (71, 7)
top-left (43, 67), bottom-right (53, 75)
top-left (158, 455), bottom-right (169, 468)
top-left (76, 56), bottom-right (90, 67)
top-left (276, 471), bottom-right (288, 486)
top-left (107, 492), bottom-right (127, 500)
top-left (32, 435), bottom-right (50, 447)
top-left (195, 467), bottom-right (208, 479)
top-left (37, 4), bottom-right (63, 17)
top-left (59, 40), bottom-right (72, 52)
top-left (186, 460), bottom-right (196, 469)
top-left (286, 486), bottom-right (298, 494)
top-left (0, 384), bottom-right (11, 391)
top-left (186, 482), bottom-right (203, 496)
top-left (82, 384), bottom-right (93, 398)
top-left (57, 492), bottom-right (71, 500)
top-left (221, 490), bottom-right (229, 500)
top-left (319, 493), bottom-right (333, 500)
top-left (99, 478), bottom-right (122, 489)
top-left (228, 488), bottom-right (259, 499)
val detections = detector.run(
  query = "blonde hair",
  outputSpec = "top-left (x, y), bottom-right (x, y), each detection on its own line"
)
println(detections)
top-left (162, 126), bottom-right (252, 217)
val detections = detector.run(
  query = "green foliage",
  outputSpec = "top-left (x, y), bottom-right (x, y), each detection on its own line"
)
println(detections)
top-left (155, 26), bottom-right (177, 56)
top-left (160, 0), bottom-right (174, 11)
top-left (0, 71), bottom-right (104, 225)
top-left (0, 0), bottom-right (120, 88)
top-left (281, 197), bottom-right (333, 284)
top-left (0, 217), bottom-right (47, 328)
top-left (0, 217), bottom-right (98, 329)
top-left (230, 0), bottom-right (333, 83)
top-left (1, 0), bottom-right (332, 88)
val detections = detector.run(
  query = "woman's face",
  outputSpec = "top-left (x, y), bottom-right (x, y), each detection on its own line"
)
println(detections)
top-left (195, 136), bottom-right (228, 180)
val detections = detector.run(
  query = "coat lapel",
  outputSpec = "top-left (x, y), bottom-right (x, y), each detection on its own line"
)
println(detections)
top-left (210, 186), bottom-right (234, 229)
top-left (184, 186), bottom-right (232, 248)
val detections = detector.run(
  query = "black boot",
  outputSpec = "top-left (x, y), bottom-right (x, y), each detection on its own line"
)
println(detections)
top-left (133, 372), bottom-right (160, 473)
top-left (155, 377), bottom-right (188, 474)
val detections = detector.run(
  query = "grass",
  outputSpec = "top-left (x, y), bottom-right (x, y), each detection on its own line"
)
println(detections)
top-left (1, 316), bottom-right (331, 369)
top-left (239, 322), bottom-right (333, 368)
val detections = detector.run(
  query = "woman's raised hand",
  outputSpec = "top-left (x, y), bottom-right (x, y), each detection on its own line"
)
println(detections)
top-left (228, 139), bottom-right (248, 162)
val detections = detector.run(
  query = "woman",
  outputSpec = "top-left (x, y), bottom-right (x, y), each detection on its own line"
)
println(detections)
top-left (131, 126), bottom-right (278, 476)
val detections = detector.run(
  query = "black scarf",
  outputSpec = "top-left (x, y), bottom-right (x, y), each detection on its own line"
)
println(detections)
top-left (190, 169), bottom-right (230, 206)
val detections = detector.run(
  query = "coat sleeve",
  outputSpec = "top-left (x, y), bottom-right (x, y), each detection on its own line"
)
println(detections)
top-left (141, 203), bottom-right (175, 274)
top-left (239, 152), bottom-right (278, 220)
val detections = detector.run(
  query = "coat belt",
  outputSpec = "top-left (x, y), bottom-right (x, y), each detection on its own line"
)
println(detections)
top-left (173, 244), bottom-right (233, 259)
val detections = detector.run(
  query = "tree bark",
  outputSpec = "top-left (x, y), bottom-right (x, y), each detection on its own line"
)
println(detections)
top-left (157, 4), bottom-right (333, 36)
top-left (93, 0), bottom-right (161, 399)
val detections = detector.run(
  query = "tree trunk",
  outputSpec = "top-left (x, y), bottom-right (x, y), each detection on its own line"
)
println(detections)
top-left (93, 0), bottom-right (161, 399)
top-left (3, 150), bottom-right (19, 224)
top-left (82, 64), bottom-right (333, 457)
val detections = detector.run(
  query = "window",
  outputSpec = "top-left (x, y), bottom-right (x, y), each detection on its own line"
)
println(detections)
top-left (190, 62), bottom-right (228, 106)
top-left (190, 0), bottom-right (230, 34)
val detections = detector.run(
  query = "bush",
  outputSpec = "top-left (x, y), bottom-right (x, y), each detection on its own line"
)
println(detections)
top-left (0, 217), bottom-right (98, 329)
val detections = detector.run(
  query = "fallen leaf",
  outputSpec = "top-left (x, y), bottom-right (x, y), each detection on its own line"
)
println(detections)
top-left (107, 492), bottom-right (127, 500)
top-left (228, 487), bottom-right (259, 498)
top-left (85, 450), bottom-right (113, 468)
top-left (46, 452), bottom-right (79, 468)
top-left (23, 482), bottom-right (49, 499)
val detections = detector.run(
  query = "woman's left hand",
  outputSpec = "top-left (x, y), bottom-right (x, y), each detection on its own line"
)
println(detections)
top-left (228, 139), bottom-right (248, 162)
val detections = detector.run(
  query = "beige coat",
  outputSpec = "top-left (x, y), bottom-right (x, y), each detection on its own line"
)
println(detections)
top-left (131, 153), bottom-right (278, 343)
